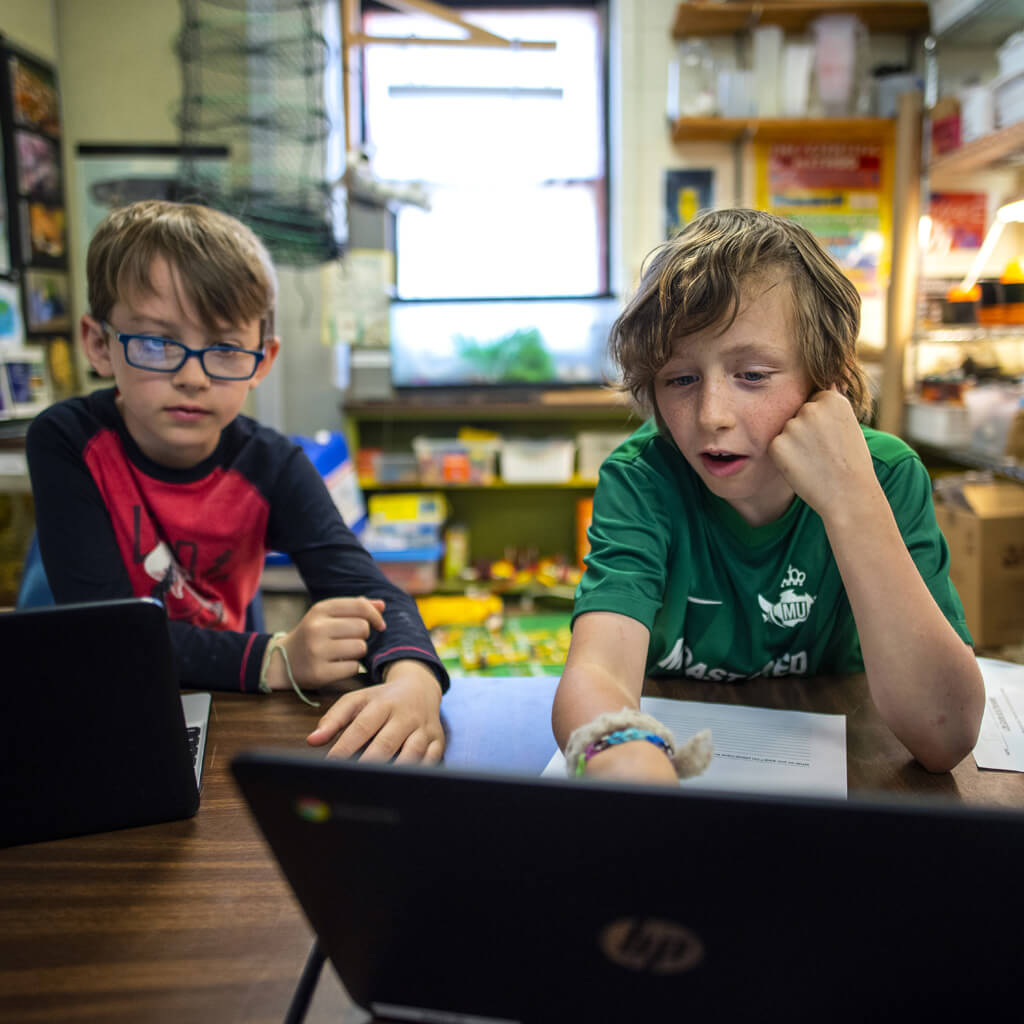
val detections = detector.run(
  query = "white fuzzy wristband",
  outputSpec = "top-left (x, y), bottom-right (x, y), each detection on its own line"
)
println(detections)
top-left (565, 707), bottom-right (712, 780)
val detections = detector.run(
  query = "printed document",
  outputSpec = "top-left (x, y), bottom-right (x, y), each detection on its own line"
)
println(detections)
top-left (544, 696), bottom-right (847, 798)
top-left (973, 657), bottom-right (1024, 772)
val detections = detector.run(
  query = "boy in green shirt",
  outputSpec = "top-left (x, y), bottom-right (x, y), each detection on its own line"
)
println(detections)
top-left (554, 208), bottom-right (984, 784)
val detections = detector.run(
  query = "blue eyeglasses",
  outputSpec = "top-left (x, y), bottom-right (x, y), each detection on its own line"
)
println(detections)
top-left (102, 322), bottom-right (265, 381)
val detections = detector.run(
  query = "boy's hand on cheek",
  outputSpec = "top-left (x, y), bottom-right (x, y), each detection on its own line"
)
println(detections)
top-left (768, 386), bottom-right (876, 519)
top-left (306, 660), bottom-right (445, 763)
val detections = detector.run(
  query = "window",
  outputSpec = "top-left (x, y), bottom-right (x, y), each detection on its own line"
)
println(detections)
top-left (360, 3), bottom-right (608, 300)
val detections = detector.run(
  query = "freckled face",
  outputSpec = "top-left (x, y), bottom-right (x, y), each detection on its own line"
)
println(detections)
top-left (654, 277), bottom-right (813, 526)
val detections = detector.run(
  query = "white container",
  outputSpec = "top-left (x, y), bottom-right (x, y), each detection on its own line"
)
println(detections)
top-left (752, 25), bottom-right (783, 117)
top-left (810, 13), bottom-right (866, 116)
top-left (997, 30), bottom-right (1024, 79)
top-left (500, 439), bottom-right (575, 484)
top-left (959, 82), bottom-right (994, 141)
top-left (904, 401), bottom-right (971, 448)
top-left (576, 430), bottom-right (630, 480)
top-left (782, 41), bottom-right (814, 117)
top-left (994, 69), bottom-right (1024, 128)
top-left (716, 68), bottom-right (755, 118)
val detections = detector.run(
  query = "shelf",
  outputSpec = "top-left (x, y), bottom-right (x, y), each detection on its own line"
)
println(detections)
top-left (344, 391), bottom-right (636, 422)
top-left (671, 116), bottom-right (897, 144)
top-left (672, 2), bottom-right (930, 37)
top-left (915, 325), bottom-right (1024, 342)
top-left (928, 121), bottom-right (1024, 178)
top-left (930, 0), bottom-right (1024, 45)
top-left (909, 441), bottom-right (1024, 482)
top-left (360, 478), bottom-right (599, 491)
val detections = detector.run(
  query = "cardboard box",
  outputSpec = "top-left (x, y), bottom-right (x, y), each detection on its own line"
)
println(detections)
top-left (935, 481), bottom-right (1024, 647)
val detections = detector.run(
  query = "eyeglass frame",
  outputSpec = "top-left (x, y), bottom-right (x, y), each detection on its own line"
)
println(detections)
top-left (100, 320), bottom-right (268, 381)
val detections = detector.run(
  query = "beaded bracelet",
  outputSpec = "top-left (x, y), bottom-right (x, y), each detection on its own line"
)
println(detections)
top-left (258, 632), bottom-right (321, 708)
top-left (575, 728), bottom-right (673, 777)
top-left (564, 707), bottom-right (713, 780)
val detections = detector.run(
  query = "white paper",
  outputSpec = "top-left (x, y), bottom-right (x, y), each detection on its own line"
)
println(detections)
top-left (544, 696), bottom-right (847, 798)
top-left (973, 657), bottom-right (1024, 772)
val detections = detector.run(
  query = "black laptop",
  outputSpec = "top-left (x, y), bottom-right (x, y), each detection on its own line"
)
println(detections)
top-left (1, 598), bottom-right (210, 847)
top-left (233, 751), bottom-right (1024, 1023)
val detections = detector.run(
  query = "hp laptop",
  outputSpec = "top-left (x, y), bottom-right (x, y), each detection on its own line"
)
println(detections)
top-left (1, 598), bottom-right (210, 847)
top-left (233, 752), bottom-right (1024, 1023)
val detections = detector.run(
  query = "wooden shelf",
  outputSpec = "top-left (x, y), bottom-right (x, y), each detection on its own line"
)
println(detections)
top-left (360, 478), bottom-right (599, 491)
top-left (344, 393), bottom-right (636, 423)
top-left (928, 121), bottom-right (1024, 179)
top-left (671, 116), bottom-right (897, 144)
top-left (672, 2), bottom-right (930, 37)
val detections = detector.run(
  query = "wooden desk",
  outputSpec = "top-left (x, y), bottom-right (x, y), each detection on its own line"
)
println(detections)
top-left (1, 673), bottom-right (1021, 1023)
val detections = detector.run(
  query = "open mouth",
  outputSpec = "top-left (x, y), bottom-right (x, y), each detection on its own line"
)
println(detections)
top-left (699, 451), bottom-right (748, 477)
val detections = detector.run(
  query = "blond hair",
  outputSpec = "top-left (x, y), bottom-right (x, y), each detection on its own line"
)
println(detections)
top-left (610, 208), bottom-right (871, 422)
top-left (87, 200), bottom-right (277, 337)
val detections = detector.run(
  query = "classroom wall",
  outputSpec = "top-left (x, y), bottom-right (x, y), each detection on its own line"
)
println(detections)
top-left (0, 0), bottom-right (57, 61)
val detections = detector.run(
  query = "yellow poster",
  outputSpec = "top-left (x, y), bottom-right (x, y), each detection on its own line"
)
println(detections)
top-left (754, 140), bottom-right (893, 302)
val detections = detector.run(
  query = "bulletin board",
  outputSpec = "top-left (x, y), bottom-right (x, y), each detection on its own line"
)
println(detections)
top-left (753, 139), bottom-right (893, 343)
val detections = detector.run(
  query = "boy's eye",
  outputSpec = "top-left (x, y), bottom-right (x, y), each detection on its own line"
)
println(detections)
top-left (666, 374), bottom-right (698, 387)
top-left (739, 371), bottom-right (768, 383)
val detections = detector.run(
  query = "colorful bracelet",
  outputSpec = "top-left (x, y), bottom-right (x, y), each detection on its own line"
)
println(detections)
top-left (575, 728), bottom-right (674, 777)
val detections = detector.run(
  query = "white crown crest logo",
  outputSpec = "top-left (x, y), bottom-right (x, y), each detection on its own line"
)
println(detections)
top-left (782, 565), bottom-right (806, 589)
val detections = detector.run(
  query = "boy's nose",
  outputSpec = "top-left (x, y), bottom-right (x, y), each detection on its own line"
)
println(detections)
top-left (171, 351), bottom-right (211, 388)
top-left (697, 380), bottom-right (735, 431)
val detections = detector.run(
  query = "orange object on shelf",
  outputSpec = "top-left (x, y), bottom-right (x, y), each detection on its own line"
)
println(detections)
top-left (576, 496), bottom-right (593, 571)
top-left (1000, 258), bottom-right (1024, 323)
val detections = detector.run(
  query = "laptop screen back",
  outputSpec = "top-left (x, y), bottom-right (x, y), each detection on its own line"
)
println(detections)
top-left (232, 752), bottom-right (1024, 1023)
top-left (1, 598), bottom-right (199, 847)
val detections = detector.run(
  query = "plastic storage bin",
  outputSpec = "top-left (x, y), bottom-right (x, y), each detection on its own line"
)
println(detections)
top-left (577, 431), bottom-right (630, 480)
top-left (365, 543), bottom-right (443, 595)
top-left (500, 439), bottom-right (575, 483)
top-left (412, 437), bottom-right (498, 485)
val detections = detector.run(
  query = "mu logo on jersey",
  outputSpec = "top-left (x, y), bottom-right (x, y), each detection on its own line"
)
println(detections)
top-left (757, 564), bottom-right (816, 629)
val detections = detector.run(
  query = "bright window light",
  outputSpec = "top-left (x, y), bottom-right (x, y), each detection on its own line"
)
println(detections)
top-left (362, 6), bottom-right (607, 300)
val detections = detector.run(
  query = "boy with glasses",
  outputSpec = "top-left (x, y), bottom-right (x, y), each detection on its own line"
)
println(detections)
top-left (26, 200), bottom-right (448, 763)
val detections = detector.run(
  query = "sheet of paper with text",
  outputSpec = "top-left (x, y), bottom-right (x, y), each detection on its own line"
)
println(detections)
top-left (545, 697), bottom-right (847, 798)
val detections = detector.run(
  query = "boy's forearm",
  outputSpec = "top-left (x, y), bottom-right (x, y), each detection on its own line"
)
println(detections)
top-left (822, 488), bottom-right (984, 772)
top-left (552, 664), bottom-right (641, 750)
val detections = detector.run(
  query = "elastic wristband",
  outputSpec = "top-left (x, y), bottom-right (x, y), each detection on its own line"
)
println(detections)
top-left (575, 728), bottom-right (673, 777)
top-left (259, 632), bottom-right (320, 708)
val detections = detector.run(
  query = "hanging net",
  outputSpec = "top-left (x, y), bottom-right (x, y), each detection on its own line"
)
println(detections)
top-left (176, 0), bottom-right (344, 266)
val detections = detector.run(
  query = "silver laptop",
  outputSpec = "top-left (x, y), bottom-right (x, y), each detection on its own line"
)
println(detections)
top-left (1, 597), bottom-right (210, 847)
top-left (233, 752), bottom-right (1024, 1023)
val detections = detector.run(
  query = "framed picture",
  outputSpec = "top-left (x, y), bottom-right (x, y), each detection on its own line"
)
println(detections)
top-left (40, 335), bottom-right (76, 399)
top-left (8, 51), bottom-right (60, 137)
top-left (664, 169), bottom-right (714, 239)
top-left (15, 130), bottom-right (61, 198)
top-left (21, 200), bottom-right (66, 262)
top-left (0, 279), bottom-right (25, 351)
top-left (1, 346), bottom-right (51, 416)
top-left (23, 268), bottom-right (70, 332)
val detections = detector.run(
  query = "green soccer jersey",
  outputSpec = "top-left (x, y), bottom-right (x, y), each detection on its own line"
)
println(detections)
top-left (573, 420), bottom-right (972, 680)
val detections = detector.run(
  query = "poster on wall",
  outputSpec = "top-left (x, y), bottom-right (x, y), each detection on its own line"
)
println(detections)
top-left (927, 191), bottom-right (988, 255)
top-left (754, 140), bottom-right (893, 345)
top-left (664, 169), bottom-right (714, 239)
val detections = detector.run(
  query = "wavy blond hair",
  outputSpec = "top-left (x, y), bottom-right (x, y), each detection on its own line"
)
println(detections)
top-left (610, 208), bottom-right (870, 423)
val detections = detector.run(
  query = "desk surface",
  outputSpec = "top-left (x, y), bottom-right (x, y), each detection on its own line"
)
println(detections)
top-left (2, 673), bottom-right (1021, 1023)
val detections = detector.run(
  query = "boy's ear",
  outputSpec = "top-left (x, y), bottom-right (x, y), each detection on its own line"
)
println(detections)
top-left (249, 335), bottom-right (280, 390)
top-left (80, 315), bottom-right (115, 378)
